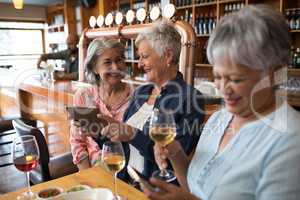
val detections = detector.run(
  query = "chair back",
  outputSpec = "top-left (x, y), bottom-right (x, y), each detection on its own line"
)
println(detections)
top-left (12, 119), bottom-right (51, 180)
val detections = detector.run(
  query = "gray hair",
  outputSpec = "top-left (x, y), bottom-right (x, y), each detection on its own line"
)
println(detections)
top-left (135, 19), bottom-right (181, 64)
top-left (85, 38), bottom-right (125, 85)
top-left (207, 4), bottom-right (291, 72)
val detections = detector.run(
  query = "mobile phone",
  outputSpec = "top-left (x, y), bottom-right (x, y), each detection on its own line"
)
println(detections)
top-left (127, 165), bottom-right (159, 192)
top-left (66, 106), bottom-right (108, 133)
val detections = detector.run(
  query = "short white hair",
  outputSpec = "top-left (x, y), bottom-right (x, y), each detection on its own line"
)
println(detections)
top-left (207, 4), bottom-right (291, 72)
top-left (135, 19), bottom-right (181, 64)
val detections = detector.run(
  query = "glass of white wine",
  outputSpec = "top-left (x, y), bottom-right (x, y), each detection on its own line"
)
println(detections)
top-left (102, 141), bottom-right (126, 200)
top-left (149, 108), bottom-right (177, 182)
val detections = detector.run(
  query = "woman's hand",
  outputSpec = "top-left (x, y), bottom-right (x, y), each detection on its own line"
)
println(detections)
top-left (143, 178), bottom-right (199, 200)
top-left (70, 120), bottom-right (98, 138)
top-left (154, 141), bottom-right (182, 170)
top-left (98, 114), bottom-right (136, 142)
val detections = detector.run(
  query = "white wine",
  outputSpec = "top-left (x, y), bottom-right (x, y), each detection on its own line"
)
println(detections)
top-left (103, 154), bottom-right (125, 173)
top-left (149, 126), bottom-right (176, 146)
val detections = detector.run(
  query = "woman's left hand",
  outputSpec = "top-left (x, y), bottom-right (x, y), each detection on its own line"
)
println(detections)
top-left (143, 178), bottom-right (199, 200)
top-left (98, 114), bottom-right (136, 142)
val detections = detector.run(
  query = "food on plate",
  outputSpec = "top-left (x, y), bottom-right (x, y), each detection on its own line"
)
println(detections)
top-left (67, 185), bottom-right (91, 192)
top-left (38, 187), bottom-right (63, 198)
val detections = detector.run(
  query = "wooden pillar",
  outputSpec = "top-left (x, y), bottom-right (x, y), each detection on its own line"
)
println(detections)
top-left (64, 0), bottom-right (77, 35)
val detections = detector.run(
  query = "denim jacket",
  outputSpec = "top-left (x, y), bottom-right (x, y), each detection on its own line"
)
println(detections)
top-left (123, 72), bottom-right (205, 179)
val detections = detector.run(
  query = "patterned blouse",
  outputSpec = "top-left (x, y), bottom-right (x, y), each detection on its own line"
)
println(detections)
top-left (70, 85), bottom-right (132, 166)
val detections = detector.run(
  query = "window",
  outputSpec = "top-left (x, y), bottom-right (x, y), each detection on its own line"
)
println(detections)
top-left (0, 21), bottom-right (45, 69)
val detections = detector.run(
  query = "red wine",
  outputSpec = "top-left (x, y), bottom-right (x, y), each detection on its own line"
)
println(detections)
top-left (14, 155), bottom-right (38, 172)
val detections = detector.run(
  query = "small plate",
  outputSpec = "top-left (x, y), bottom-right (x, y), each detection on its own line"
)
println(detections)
top-left (37, 187), bottom-right (64, 199)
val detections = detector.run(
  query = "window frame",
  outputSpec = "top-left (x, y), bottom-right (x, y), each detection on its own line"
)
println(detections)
top-left (0, 20), bottom-right (46, 57)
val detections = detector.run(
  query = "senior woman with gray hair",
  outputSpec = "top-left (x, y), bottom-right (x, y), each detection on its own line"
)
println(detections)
top-left (99, 20), bottom-right (205, 180)
top-left (145, 5), bottom-right (300, 200)
top-left (70, 37), bottom-right (132, 175)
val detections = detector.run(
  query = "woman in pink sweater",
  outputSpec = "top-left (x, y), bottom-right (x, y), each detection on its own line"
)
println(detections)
top-left (70, 38), bottom-right (132, 170)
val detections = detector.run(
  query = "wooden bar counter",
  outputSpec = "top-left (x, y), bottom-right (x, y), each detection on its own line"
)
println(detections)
top-left (0, 166), bottom-right (149, 200)
top-left (16, 77), bottom-right (90, 155)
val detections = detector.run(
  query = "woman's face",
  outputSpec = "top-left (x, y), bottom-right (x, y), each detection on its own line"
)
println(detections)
top-left (213, 58), bottom-right (274, 117)
top-left (137, 40), bottom-right (168, 83)
top-left (95, 47), bottom-right (126, 86)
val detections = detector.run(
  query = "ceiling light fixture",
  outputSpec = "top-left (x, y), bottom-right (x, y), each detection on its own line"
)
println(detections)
top-left (12, 0), bottom-right (23, 9)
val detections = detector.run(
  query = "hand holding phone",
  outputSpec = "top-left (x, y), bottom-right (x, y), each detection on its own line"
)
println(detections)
top-left (66, 106), bottom-right (108, 136)
top-left (127, 165), bottom-right (160, 192)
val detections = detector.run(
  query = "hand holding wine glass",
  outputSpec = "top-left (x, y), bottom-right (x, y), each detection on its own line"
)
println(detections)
top-left (149, 108), bottom-right (177, 182)
top-left (12, 135), bottom-right (40, 200)
top-left (101, 141), bottom-right (126, 200)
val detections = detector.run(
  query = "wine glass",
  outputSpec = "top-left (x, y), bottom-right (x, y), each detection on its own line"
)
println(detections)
top-left (102, 141), bottom-right (126, 200)
top-left (149, 108), bottom-right (177, 182)
top-left (12, 135), bottom-right (40, 200)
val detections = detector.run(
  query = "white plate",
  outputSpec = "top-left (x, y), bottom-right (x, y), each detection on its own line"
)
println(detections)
top-left (51, 188), bottom-right (113, 200)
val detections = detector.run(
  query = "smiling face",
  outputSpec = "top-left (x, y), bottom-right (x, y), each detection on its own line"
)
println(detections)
top-left (137, 40), bottom-right (169, 83)
top-left (94, 47), bottom-right (126, 86)
top-left (213, 58), bottom-right (274, 117)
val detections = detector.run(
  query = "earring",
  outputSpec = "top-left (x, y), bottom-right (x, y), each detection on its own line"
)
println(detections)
top-left (167, 63), bottom-right (171, 68)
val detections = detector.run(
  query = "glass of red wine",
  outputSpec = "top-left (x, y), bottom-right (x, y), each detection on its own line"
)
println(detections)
top-left (12, 135), bottom-right (40, 200)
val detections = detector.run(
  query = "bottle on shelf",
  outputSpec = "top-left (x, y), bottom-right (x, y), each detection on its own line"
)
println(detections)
top-left (203, 13), bottom-right (208, 35)
top-left (208, 11), bottom-right (215, 34)
top-left (286, 8), bottom-right (300, 30)
top-left (189, 13), bottom-right (193, 25)
top-left (223, 2), bottom-right (244, 16)
top-left (290, 9), bottom-right (297, 30)
top-left (183, 9), bottom-right (192, 23)
top-left (195, 12), bottom-right (216, 36)
top-left (197, 14), bottom-right (204, 35)
top-left (184, 9), bottom-right (188, 21)
top-left (294, 48), bottom-right (300, 68)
